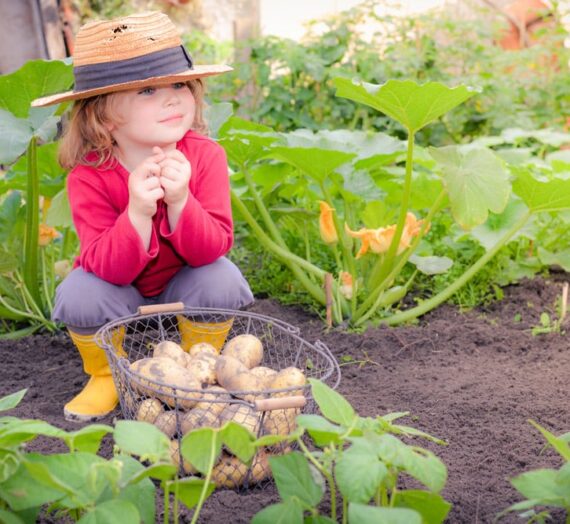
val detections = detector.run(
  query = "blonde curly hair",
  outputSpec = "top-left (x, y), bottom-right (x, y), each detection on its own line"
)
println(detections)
top-left (58, 79), bottom-right (207, 170)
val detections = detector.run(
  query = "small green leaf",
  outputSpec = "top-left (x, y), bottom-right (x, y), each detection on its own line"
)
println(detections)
top-left (529, 420), bottom-right (570, 461)
top-left (309, 379), bottom-right (356, 426)
top-left (269, 147), bottom-right (355, 183)
top-left (77, 499), bottom-right (140, 524)
top-left (430, 146), bottom-right (510, 229)
top-left (335, 438), bottom-right (388, 503)
top-left (334, 78), bottom-right (476, 133)
top-left (348, 503), bottom-right (422, 524)
top-left (408, 255), bottom-right (453, 275)
top-left (113, 421), bottom-right (170, 463)
top-left (165, 477), bottom-right (215, 510)
top-left (0, 389), bottom-right (27, 411)
top-left (65, 424), bottom-right (112, 453)
top-left (220, 421), bottom-right (256, 463)
top-left (46, 189), bottom-right (73, 228)
top-left (511, 469), bottom-right (567, 506)
top-left (395, 490), bottom-right (452, 524)
top-left (296, 414), bottom-right (344, 447)
top-left (180, 427), bottom-right (222, 475)
top-left (252, 499), bottom-right (304, 524)
top-left (269, 452), bottom-right (324, 507)
top-left (513, 167), bottom-right (570, 213)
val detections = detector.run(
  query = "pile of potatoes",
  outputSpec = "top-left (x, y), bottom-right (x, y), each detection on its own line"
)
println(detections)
top-left (126, 333), bottom-right (307, 487)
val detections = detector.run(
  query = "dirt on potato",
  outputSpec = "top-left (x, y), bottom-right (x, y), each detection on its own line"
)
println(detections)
top-left (1, 275), bottom-right (569, 523)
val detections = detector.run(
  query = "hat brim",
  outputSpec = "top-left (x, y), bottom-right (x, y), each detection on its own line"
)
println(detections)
top-left (31, 64), bottom-right (233, 107)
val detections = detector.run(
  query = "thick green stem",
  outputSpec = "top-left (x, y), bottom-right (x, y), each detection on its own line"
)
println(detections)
top-left (241, 163), bottom-right (288, 248)
top-left (320, 183), bottom-right (357, 319)
top-left (382, 212), bottom-right (531, 326)
top-left (24, 137), bottom-right (41, 306)
top-left (191, 440), bottom-right (218, 524)
top-left (232, 191), bottom-right (327, 305)
top-left (355, 189), bottom-right (446, 319)
top-left (369, 132), bottom-right (415, 290)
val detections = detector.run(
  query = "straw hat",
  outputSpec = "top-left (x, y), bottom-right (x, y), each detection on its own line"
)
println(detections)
top-left (32, 11), bottom-right (232, 107)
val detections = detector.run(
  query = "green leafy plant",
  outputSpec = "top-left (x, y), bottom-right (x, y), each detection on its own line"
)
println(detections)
top-left (499, 420), bottom-right (570, 523)
top-left (224, 79), bottom-right (570, 326)
top-left (0, 59), bottom-right (77, 336)
top-left (531, 282), bottom-right (568, 336)
top-left (252, 379), bottom-right (450, 523)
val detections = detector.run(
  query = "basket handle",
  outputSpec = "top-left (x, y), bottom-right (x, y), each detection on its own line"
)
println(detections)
top-left (254, 396), bottom-right (307, 412)
top-left (137, 302), bottom-right (185, 315)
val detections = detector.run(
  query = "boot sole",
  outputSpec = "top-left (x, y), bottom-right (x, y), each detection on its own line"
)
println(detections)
top-left (63, 408), bottom-right (116, 423)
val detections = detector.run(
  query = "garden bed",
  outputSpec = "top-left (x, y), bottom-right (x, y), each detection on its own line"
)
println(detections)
top-left (1, 275), bottom-right (568, 523)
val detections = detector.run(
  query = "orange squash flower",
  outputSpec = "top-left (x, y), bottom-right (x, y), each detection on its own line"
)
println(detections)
top-left (318, 201), bottom-right (338, 245)
top-left (38, 224), bottom-right (60, 246)
top-left (345, 213), bottom-right (429, 258)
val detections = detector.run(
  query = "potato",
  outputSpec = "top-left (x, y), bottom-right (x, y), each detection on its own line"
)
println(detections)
top-left (170, 439), bottom-right (197, 475)
top-left (153, 340), bottom-right (189, 368)
top-left (269, 367), bottom-right (307, 397)
top-left (136, 398), bottom-right (163, 423)
top-left (186, 353), bottom-right (217, 386)
top-left (219, 403), bottom-right (261, 434)
top-left (194, 386), bottom-right (232, 416)
top-left (211, 453), bottom-right (249, 488)
top-left (263, 407), bottom-right (300, 436)
top-left (251, 448), bottom-right (272, 483)
top-left (222, 334), bottom-right (263, 369)
top-left (188, 342), bottom-right (218, 358)
top-left (211, 451), bottom-right (270, 488)
top-left (215, 356), bottom-right (264, 402)
top-left (154, 411), bottom-right (178, 438)
top-left (180, 408), bottom-right (221, 434)
top-left (250, 366), bottom-right (277, 388)
top-left (129, 357), bottom-right (201, 409)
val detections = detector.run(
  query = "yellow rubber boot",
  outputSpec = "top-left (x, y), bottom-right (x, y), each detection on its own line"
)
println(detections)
top-left (177, 316), bottom-right (234, 353)
top-left (64, 330), bottom-right (119, 422)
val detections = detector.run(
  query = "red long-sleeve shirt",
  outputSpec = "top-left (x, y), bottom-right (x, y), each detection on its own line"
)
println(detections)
top-left (68, 131), bottom-right (233, 297)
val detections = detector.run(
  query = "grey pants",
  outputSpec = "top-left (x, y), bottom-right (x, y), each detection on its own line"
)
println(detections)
top-left (52, 257), bottom-right (254, 334)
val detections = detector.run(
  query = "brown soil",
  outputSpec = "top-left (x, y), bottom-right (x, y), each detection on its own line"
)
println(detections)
top-left (1, 276), bottom-right (569, 523)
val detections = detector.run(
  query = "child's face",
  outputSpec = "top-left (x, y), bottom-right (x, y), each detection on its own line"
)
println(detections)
top-left (109, 82), bottom-right (196, 151)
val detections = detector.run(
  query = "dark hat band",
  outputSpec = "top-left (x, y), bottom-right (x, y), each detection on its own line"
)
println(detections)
top-left (73, 45), bottom-right (193, 91)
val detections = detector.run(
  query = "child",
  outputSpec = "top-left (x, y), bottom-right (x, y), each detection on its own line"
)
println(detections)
top-left (32, 11), bottom-right (254, 422)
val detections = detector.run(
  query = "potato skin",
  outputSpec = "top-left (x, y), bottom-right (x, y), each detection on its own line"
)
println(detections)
top-left (218, 403), bottom-right (261, 434)
top-left (136, 398), bottom-right (164, 423)
top-left (211, 450), bottom-right (271, 488)
top-left (215, 356), bottom-right (264, 402)
top-left (129, 357), bottom-right (201, 409)
top-left (186, 353), bottom-right (217, 386)
top-left (180, 408), bottom-right (221, 434)
top-left (154, 411), bottom-right (178, 438)
top-left (188, 342), bottom-right (218, 358)
top-left (153, 340), bottom-right (189, 368)
top-left (263, 407), bottom-right (300, 436)
top-left (194, 386), bottom-right (232, 415)
top-left (250, 366), bottom-right (277, 388)
top-left (222, 334), bottom-right (263, 369)
top-left (269, 367), bottom-right (307, 396)
top-left (170, 439), bottom-right (197, 475)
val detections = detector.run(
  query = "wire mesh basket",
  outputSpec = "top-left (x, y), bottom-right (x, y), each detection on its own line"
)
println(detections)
top-left (95, 302), bottom-right (340, 489)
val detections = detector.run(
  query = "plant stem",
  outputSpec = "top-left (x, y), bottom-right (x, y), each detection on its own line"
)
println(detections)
top-left (297, 438), bottom-right (337, 522)
top-left (231, 190), bottom-right (328, 306)
top-left (320, 184), bottom-right (357, 319)
top-left (241, 163), bottom-right (288, 248)
top-left (382, 211), bottom-right (531, 325)
top-left (370, 132), bottom-right (415, 289)
top-left (163, 484), bottom-right (169, 524)
top-left (355, 189), bottom-right (446, 319)
top-left (191, 440), bottom-right (218, 524)
top-left (23, 136), bottom-right (41, 306)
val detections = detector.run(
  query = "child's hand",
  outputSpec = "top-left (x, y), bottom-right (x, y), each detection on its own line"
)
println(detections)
top-left (154, 146), bottom-right (191, 209)
top-left (128, 152), bottom-right (165, 219)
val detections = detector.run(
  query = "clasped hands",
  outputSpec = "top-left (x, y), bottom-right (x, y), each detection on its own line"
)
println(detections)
top-left (128, 146), bottom-right (191, 219)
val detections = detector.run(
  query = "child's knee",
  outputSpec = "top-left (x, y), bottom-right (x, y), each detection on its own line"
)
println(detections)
top-left (52, 268), bottom-right (143, 328)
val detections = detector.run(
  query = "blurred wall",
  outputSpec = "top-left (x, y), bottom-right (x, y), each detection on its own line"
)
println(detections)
top-left (0, 0), bottom-right (66, 74)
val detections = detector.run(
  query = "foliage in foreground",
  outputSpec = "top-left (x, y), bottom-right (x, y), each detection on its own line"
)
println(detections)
top-left (500, 421), bottom-right (570, 523)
